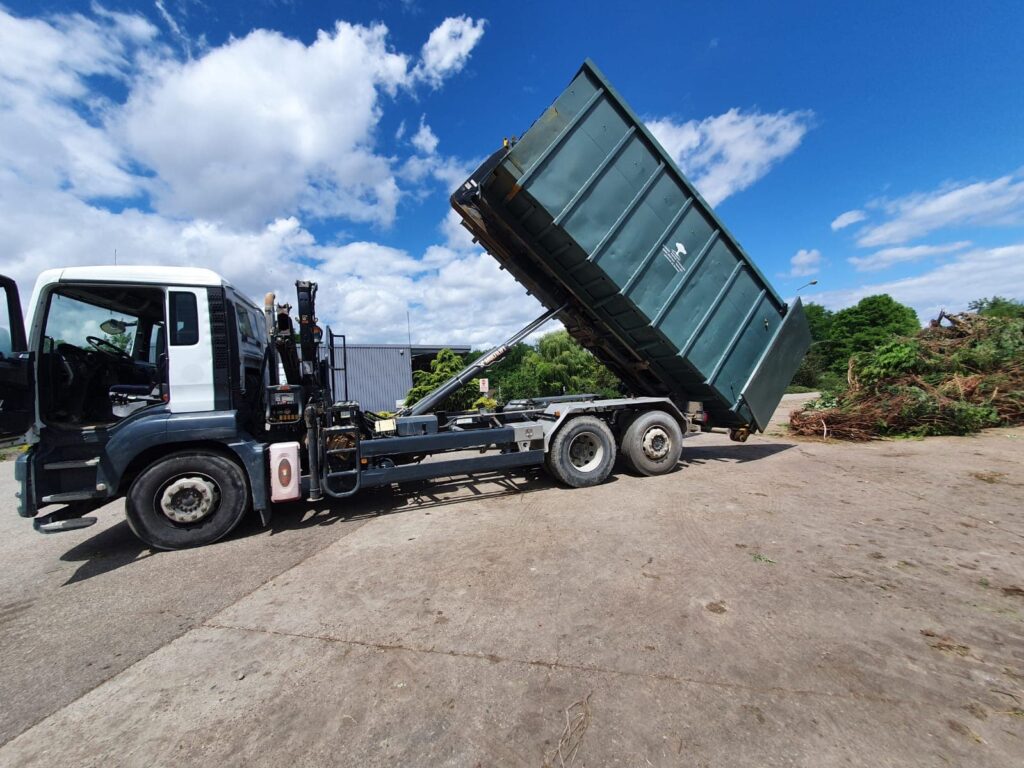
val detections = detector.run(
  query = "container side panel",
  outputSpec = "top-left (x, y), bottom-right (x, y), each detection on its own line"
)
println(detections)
top-left (505, 73), bottom-right (600, 176)
top-left (595, 172), bottom-right (682, 283)
top-left (524, 98), bottom-right (629, 218)
top-left (562, 137), bottom-right (658, 254)
top-left (659, 240), bottom-right (737, 347)
top-left (714, 293), bottom-right (780, 407)
top-left (688, 269), bottom-right (761, 375)
top-left (629, 206), bottom-right (715, 319)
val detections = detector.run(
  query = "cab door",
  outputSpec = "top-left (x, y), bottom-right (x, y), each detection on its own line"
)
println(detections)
top-left (0, 275), bottom-right (33, 446)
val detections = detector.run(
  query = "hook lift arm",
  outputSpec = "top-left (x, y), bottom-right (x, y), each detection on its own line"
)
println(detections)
top-left (401, 303), bottom-right (566, 416)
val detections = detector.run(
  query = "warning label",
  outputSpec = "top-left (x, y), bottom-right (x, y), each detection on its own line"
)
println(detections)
top-left (661, 241), bottom-right (688, 273)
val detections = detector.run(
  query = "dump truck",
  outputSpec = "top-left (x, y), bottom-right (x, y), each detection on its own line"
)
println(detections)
top-left (0, 61), bottom-right (810, 550)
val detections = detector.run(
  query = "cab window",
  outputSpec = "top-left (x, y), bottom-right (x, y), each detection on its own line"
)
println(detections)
top-left (235, 304), bottom-right (256, 341)
top-left (169, 292), bottom-right (199, 346)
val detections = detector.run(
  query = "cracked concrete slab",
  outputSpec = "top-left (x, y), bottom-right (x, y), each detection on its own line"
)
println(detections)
top-left (0, 624), bottom-right (988, 768)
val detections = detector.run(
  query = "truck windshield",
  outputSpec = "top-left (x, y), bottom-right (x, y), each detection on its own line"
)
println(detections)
top-left (44, 294), bottom-right (139, 354)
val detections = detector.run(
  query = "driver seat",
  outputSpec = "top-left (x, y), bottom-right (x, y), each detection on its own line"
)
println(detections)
top-left (109, 327), bottom-right (167, 411)
top-left (108, 383), bottom-right (153, 398)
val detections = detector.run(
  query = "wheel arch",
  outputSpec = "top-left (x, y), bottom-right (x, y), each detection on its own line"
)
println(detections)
top-left (118, 440), bottom-right (242, 493)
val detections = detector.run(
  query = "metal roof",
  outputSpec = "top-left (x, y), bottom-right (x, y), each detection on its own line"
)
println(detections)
top-left (39, 266), bottom-right (230, 287)
top-left (344, 343), bottom-right (471, 355)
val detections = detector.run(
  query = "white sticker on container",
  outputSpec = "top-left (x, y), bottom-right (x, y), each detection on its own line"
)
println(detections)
top-left (661, 242), bottom-right (687, 273)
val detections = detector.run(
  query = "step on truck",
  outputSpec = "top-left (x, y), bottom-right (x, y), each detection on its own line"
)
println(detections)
top-left (0, 60), bottom-right (810, 550)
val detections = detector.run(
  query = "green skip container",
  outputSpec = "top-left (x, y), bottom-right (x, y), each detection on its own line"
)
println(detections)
top-left (452, 60), bottom-right (811, 432)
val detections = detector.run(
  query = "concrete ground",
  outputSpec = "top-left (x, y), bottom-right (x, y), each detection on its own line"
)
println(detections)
top-left (0, 394), bottom-right (1022, 766)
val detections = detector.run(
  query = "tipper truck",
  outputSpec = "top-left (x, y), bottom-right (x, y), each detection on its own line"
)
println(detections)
top-left (0, 61), bottom-right (810, 550)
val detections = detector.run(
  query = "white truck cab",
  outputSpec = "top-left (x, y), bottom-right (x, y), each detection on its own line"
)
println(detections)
top-left (0, 267), bottom-right (271, 548)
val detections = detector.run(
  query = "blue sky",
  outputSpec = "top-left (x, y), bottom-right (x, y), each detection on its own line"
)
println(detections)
top-left (2, 1), bottom-right (1023, 345)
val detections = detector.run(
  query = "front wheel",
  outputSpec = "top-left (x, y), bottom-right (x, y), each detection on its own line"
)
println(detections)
top-left (546, 416), bottom-right (616, 488)
top-left (620, 410), bottom-right (683, 476)
top-left (125, 450), bottom-right (250, 550)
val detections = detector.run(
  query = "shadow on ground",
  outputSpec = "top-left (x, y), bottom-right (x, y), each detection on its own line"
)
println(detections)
top-left (682, 441), bottom-right (794, 465)
top-left (59, 521), bottom-right (155, 586)
top-left (261, 466), bottom-right (555, 535)
top-left (55, 441), bottom-right (791, 584)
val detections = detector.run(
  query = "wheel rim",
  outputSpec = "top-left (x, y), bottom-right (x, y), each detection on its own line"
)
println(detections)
top-left (641, 425), bottom-right (672, 461)
top-left (567, 431), bottom-right (604, 473)
top-left (157, 474), bottom-right (220, 524)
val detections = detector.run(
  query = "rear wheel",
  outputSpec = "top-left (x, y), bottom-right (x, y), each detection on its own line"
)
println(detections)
top-left (125, 450), bottom-right (250, 550)
top-left (546, 416), bottom-right (616, 488)
top-left (620, 410), bottom-right (683, 476)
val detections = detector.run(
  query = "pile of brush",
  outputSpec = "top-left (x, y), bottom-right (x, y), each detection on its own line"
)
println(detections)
top-left (790, 312), bottom-right (1024, 440)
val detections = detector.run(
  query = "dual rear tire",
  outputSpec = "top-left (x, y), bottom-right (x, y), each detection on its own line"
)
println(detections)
top-left (620, 410), bottom-right (684, 477)
top-left (545, 410), bottom-right (683, 488)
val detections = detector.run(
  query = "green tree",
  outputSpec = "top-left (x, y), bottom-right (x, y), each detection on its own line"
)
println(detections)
top-left (409, 331), bottom-right (621, 408)
top-left (403, 348), bottom-right (479, 411)
top-left (104, 330), bottom-right (133, 352)
top-left (968, 296), bottom-right (1024, 319)
top-left (496, 330), bottom-right (619, 401)
top-left (827, 294), bottom-right (919, 374)
top-left (804, 302), bottom-right (834, 341)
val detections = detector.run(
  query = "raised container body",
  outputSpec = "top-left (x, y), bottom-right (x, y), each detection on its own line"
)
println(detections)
top-left (452, 60), bottom-right (810, 431)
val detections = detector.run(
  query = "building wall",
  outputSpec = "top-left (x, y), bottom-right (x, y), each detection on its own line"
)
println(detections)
top-left (333, 345), bottom-right (413, 413)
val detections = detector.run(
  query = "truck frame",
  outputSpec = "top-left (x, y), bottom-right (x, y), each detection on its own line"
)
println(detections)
top-left (0, 267), bottom-right (705, 549)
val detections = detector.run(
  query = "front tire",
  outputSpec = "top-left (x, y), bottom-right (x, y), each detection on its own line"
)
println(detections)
top-left (620, 410), bottom-right (683, 476)
top-left (125, 450), bottom-right (250, 550)
top-left (546, 416), bottom-right (616, 488)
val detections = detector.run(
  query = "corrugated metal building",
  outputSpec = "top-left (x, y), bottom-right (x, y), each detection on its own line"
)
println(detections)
top-left (331, 344), bottom-right (471, 413)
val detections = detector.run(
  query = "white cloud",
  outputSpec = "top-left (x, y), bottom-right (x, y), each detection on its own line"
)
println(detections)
top-left (119, 22), bottom-right (412, 228)
top-left (400, 114), bottom-right (475, 194)
top-left (415, 15), bottom-right (486, 87)
top-left (440, 208), bottom-right (477, 251)
top-left (830, 209), bottom-right (866, 230)
top-left (855, 174), bottom-right (1024, 247)
top-left (0, 6), bottom-right (520, 347)
top-left (847, 241), bottom-right (971, 272)
top-left (788, 248), bottom-right (821, 277)
top-left (0, 8), bottom-right (157, 199)
top-left (0, 175), bottom-right (538, 346)
top-left (410, 115), bottom-right (439, 155)
top-left (153, 0), bottom-right (197, 57)
top-left (1, 7), bottom-right (487, 230)
top-left (646, 108), bottom-right (813, 206)
top-left (806, 243), bottom-right (1024, 321)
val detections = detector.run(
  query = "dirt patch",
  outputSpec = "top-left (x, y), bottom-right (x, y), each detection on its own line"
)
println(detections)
top-left (971, 471), bottom-right (1008, 484)
top-left (921, 629), bottom-right (972, 657)
top-left (947, 719), bottom-right (983, 743)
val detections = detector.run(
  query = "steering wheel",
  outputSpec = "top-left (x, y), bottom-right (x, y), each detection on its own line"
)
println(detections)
top-left (86, 335), bottom-right (133, 362)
